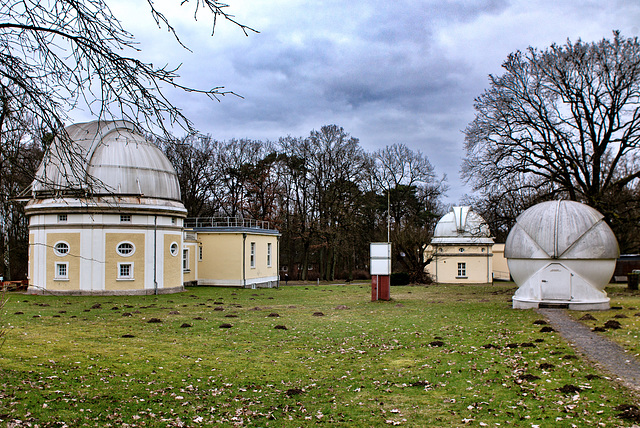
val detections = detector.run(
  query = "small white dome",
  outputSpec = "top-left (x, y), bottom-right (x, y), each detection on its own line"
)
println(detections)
top-left (33, 120), bottom-right (181, 201)
top-left (505, 200), bottom-right (619, 260)
top-left (432, 206), bottom-right (493, 245)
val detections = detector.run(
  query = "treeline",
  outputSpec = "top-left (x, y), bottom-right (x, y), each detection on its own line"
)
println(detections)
top-left (157, 124), bottom-right (447, 282)
top-left (0, 124), bottom-right (445, 283)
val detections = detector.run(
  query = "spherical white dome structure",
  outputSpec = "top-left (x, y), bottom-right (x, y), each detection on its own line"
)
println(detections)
top-left (506, 200), bottom-right (619, 310)
top-left (26, 120), bottom-right (186, 295)
top-left (32, 120), bottom-right (182, 202)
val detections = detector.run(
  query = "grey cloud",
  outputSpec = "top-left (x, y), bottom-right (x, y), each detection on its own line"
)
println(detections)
top-left (102, 0), bottom-right (640, 204)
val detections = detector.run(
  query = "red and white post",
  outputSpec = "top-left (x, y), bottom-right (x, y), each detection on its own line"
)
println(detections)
top-left (370, 243), bottom-right (391, 301)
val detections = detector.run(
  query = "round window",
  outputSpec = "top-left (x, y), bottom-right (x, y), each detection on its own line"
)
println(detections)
top-left (459, 248), bottom-right (465, 253)
top-left (54, 241), bottom-right (69, 256)
top-left (117, 242), bottom-right (135, 256)
top-left (170, 242), bottom-right (179, 256)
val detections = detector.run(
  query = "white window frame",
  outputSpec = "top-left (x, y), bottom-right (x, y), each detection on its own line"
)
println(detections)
top-left (170, 242), bottom-right (179, 256)
top-left (120, 214), bottom-right (131, 223)
top-left (116, 241), bottom-right (136, 257)
top-left (117, 262), bottom-right (134, 280)
top-left (250, 242), bottom-right (256, 268)
top-left (54, 241), bottom-right (70, 256)
top-left (457, 262), bottom-right (467, 278)
top-left (58, 214), bottom-right (67, 222)
top-left (183, 249), bottom-right (190, 272)
top-left (267, 243), bottom-right (272, 267)
top-left (55, 262), bottom-right (69, 280)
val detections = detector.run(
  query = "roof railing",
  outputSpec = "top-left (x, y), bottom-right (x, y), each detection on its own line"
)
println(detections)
top-left (185, 217), bottom-right (273, 230)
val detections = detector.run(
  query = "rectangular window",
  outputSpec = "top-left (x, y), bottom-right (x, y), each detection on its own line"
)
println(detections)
top-left (250, 242), bottom-right (256, 268)
top-left (199, 246), bottom-right (203, 261)
top-left (267, 243), bottom-right (272, 267)
top-left (117, 263), bottom-right (133, 280)
top-left (55, 262), bottom-right (68, 280)
top-left (58, 214), bottom-right (67, 222)
top-left (457, 262), bottom-right (466, 278)
top-left (183, 249), bottom-right (189, 271)
top-left (171, 217), bottom-right (176, 225)
top-left (120, 214), bottom-right (131, 222)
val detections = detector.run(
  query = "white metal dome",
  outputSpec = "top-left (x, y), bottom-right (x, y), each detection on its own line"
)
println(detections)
top-left (505, 200), bottom-right (619, 260)
top-left (32, 120), bottom-right (181, 201)
top-left (506, 200), bottom-right (619, 310)
top-left (431, 206), bottom-right (494, 245)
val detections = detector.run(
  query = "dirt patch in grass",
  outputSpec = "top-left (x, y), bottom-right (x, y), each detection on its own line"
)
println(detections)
top-left (615, 404), bottom-right (640, 423)
top-left (558, 384), bottom-right (582, 394)
top-left (286, 388), bottom-right (304, 396)
top-left (604, 320), bottom-right (622, 329)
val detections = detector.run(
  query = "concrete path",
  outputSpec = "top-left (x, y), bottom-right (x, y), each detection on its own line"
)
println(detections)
top-left (538, 308), bottom-right (640, 393)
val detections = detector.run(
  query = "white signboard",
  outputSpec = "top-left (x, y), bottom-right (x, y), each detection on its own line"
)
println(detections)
top-left (370, 242), bottom-right (391, 275)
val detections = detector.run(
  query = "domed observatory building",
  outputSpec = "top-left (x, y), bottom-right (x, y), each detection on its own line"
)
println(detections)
top-left (425, 206), bottom-right (495, 284)
top-left (26, 120), bottom-right (187, 295)
top-left (506, 200), bottom-right (619, 310)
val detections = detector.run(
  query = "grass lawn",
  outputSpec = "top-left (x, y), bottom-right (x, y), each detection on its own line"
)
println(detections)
top-left (1, 283), bottom-right (638, 427)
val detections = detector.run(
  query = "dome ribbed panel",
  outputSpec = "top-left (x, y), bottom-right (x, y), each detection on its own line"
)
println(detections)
top-left (431, 206), bottom-right (494, 245)
top-left (32, 120), bottom-right (182, 202)
top-left (505, 201), bottom-right (619, 260)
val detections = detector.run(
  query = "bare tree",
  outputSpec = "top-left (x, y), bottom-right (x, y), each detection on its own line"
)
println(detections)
top-left (159, 134), bottom-right (221, 218)
top-left (374, 143), bottom-right (446, 227)
top-left (463, 32), bottom-right (640, 251)
top-left (373, 144), bottom-right (447, 282)
top-left (0, 0), bottom-right (256, 195)
top-left (1, 0), bottom-right (255, 136)
top-left (461, 177), bottom-right (555, 243)
top-left (215, 139), bottom-right (264, 218)
top-left (277, 136), bottom-right (314, 280)
top-left (307, 125), bottom-right (369, 281)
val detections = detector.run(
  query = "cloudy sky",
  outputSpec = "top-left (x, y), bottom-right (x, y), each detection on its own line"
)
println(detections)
top-left (102, 0), bottom-right (640, 204)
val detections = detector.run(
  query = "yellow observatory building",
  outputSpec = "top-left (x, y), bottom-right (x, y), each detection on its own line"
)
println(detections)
top-left (425, 206), bottom-right (508, 284)
top-left (26, 120), bottom-right (278, 295)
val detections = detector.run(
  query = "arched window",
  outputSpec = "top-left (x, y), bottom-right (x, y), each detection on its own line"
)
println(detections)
top-left (117, 242), bottom-right (135, 256)
top-left (54, 242), bottom-right (69, 256)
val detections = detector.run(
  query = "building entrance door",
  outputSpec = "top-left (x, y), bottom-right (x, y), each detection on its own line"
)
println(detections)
top-left (540, 263), bottom-right (572, 300)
